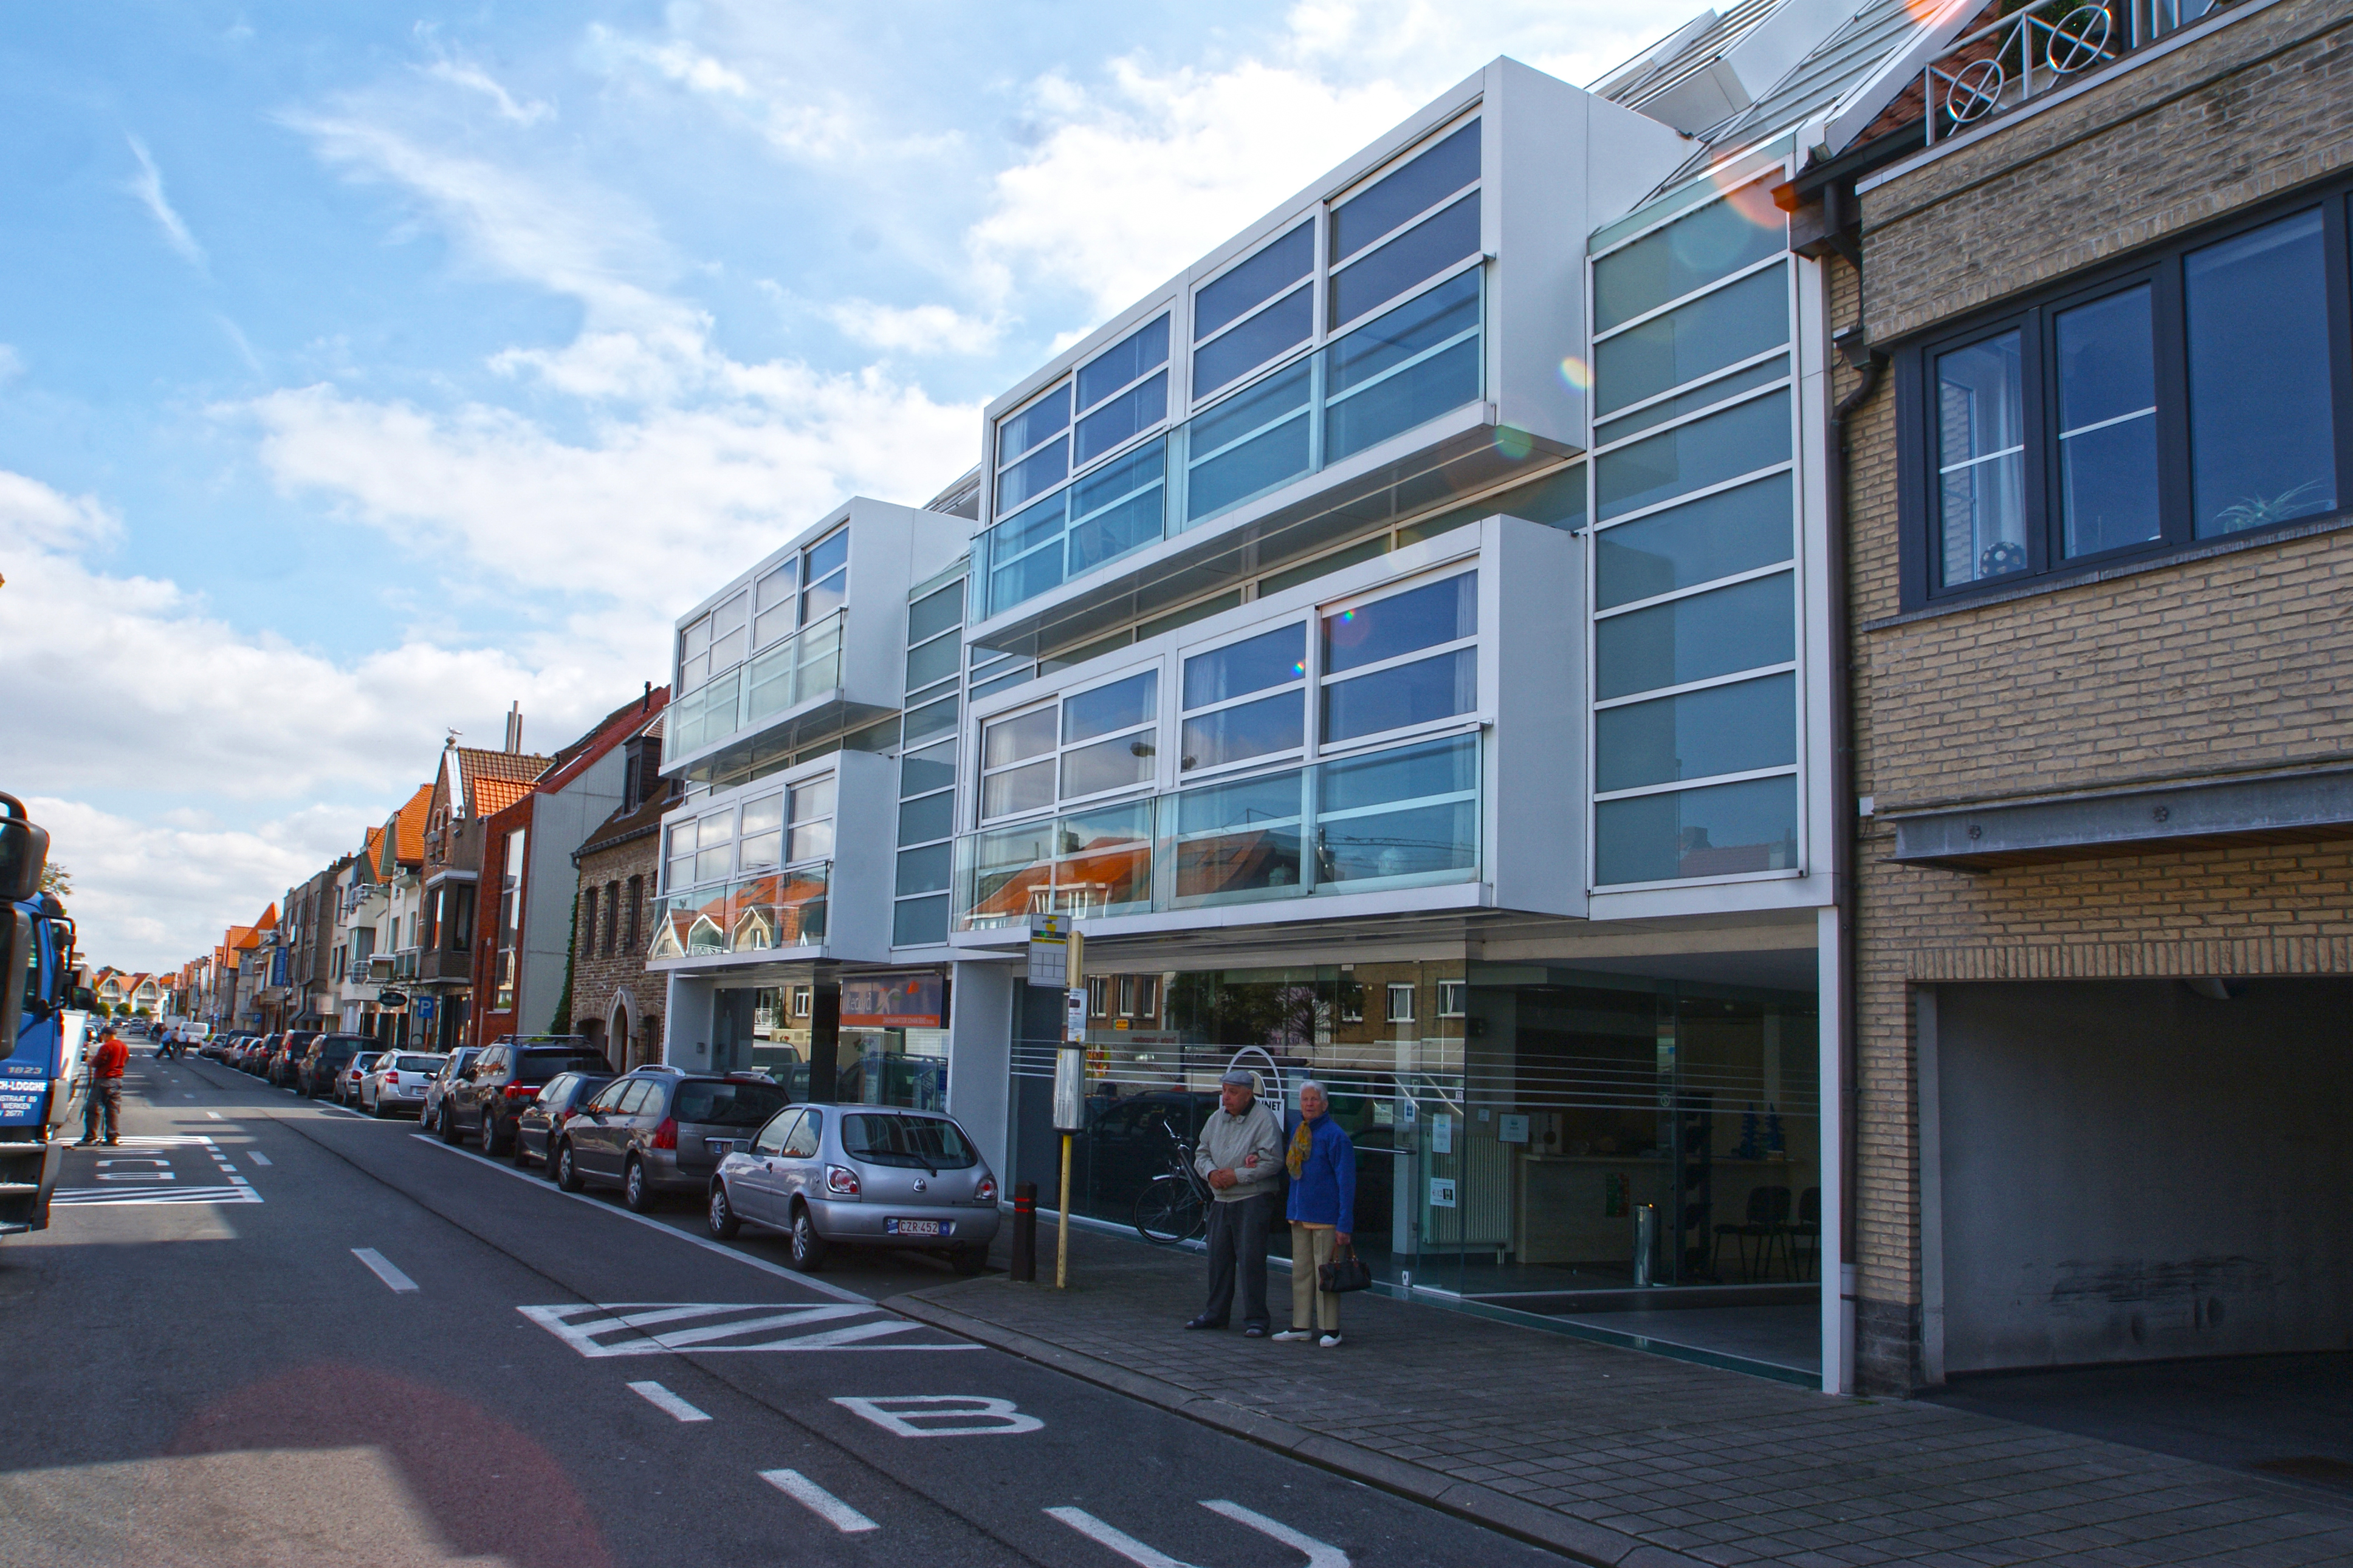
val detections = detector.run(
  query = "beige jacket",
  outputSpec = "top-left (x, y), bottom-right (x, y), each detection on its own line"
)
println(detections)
top-left (1193, 1100), bottom-right (1282, 1203)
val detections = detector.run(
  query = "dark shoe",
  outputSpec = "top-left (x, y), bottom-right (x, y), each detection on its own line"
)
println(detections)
top-left (1243, 1324), bottom-right (1268, 1338)
top-left (1183, 1314), bottom-right (1227, 1330)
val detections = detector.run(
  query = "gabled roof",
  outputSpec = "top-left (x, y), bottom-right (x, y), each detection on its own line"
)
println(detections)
top-left (534, 688), bottom-right (670, 796)
top-left (388, 784), bottom-right (433, 870)
top-left (252, 903), bottom-right (278, 934)
top-left (453, 747), bottom-right (550, 822)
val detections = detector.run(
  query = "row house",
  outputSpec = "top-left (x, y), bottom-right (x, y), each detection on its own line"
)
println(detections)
top-left (413, 727), bottom-right (551, 1053)
top-left (376, 783), bottom-right (433, 1046)
top-left (568, 707), bottom-right (676, 1070)
top-left (330, 826), bottom-right (389, 1036)
top-left (468, 691), bottom-right (665, 1052)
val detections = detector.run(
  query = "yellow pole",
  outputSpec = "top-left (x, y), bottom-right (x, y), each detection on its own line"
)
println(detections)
top-left (1056, 1133), bottom-right (1073, 1288)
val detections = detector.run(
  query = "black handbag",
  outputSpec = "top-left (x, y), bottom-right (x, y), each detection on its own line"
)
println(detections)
top-left (1318, 1243), bottom-right (1373, 1294)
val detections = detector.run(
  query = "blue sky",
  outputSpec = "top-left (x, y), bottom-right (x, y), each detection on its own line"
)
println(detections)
top-left (0, 0), bottom-right (1685, 971)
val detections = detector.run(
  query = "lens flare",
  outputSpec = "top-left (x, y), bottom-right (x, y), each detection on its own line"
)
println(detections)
top-left (1491, 425), bottom-right (1536, 462)
top-left (1708, 157), bottom-right (1788, 230)
top-left (1558, 355), bottom-right (1592, 392)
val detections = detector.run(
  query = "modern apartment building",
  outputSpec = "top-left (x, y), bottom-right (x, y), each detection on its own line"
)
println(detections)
top-left (634, 0), bottom-right (2310, 1394)
top-left (1832, 0), bottom-right (2353, 1392)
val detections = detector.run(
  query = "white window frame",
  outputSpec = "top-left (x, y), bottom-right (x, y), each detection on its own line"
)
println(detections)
top-left (1386, 982), bottom-right (1416, 1024)
top-left (1314, 568), bottom-right (1480, 757)
top-left (975, 668), bottom-right (1161, 827)
top-left (1175, 619), bottom-right (1311, 781)
top-left (1438, 980), bottom-right (1466, 1018)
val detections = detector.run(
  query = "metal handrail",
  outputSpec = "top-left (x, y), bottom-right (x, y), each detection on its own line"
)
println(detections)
top-left (1921, 0), bottom-right (2211, 144)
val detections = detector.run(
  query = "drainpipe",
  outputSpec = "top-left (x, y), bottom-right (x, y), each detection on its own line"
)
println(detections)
top-left (1825, 246), bottom-right (1885, 1390)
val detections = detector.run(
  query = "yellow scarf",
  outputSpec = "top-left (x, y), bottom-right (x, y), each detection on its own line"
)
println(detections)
top-left (1285, 1117), bottom-right (1314, 1179)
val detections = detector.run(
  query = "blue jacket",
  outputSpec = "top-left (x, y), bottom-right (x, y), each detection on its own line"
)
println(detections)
top-left (1283, 1111), bottom-right (1356, 1232)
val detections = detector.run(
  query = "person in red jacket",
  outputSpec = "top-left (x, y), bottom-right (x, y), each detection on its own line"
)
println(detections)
top-left (77, 1027), bottom-right (128, 1146)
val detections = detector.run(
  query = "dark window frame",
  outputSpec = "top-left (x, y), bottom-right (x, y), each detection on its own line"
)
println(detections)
top-left (1896, 180), bottom-right (2353, 612)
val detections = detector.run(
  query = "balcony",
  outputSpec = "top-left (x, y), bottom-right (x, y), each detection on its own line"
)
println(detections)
top-left (664, 610), bottom-right (874, 782)
top-left (955, 730), bottom-right (1481, 930)
top-left (647, 864), bottom-right (830, 960)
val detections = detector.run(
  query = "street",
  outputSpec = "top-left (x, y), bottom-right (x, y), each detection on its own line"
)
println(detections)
top-left (0, 1052), bottom-right (1561, 1568)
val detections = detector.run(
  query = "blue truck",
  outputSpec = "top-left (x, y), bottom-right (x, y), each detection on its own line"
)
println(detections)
top-left (2, 793), bottom-right (91, 1237)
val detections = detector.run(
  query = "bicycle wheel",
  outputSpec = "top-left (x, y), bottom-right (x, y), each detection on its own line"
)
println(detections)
top-left (1135, 1176), bottom-right (1206, 1245)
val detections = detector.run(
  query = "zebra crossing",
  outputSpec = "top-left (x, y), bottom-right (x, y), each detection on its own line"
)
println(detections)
top-left (49, 1134), bottom-right (261, 1207)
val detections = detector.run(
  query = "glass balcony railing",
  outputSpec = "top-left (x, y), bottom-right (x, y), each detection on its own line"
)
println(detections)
top-left (977, 270), bottom-right (1484, 623)
top-left (647, 864), bottom-right (831, 959)
top-left (667, 610), bottom-right (846, 759)
top-left (954, 730), bottom-right (1480, 929)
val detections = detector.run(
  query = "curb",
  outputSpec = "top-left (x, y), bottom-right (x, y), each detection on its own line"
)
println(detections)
top-left (884, 1287), bottom-right (1711, 1568)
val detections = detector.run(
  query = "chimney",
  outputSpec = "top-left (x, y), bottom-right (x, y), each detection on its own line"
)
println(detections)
top-left (504, 702), bottom-right (523, 753)
top-left (642, 679), bottom-right (653, 711)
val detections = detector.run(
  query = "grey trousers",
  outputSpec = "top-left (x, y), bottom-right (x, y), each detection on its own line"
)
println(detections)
top-left (1201, 1191), bottom-right (1273, 1327)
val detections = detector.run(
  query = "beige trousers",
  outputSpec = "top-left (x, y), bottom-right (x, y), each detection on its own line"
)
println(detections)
top-left (1289, 1222), bottom-right (1341, 1333)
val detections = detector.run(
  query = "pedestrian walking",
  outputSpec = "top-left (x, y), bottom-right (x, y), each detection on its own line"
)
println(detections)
top-left (1274, 1081), bottom-right (1356, 1348)
top-left (78, 1026), bottom-right (128, 1146)
top-left (1184, 1068), bottom-right (1283, 1337)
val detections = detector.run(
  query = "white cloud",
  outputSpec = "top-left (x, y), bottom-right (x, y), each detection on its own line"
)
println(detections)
top-left (124, 135), bottom-right (207, 270)
top-left (425, 58), bottom-right (555, 125)
top-left (824, 298), bottom-right (1001, 356)
top-left (0, 344), bottom-right (22, 383)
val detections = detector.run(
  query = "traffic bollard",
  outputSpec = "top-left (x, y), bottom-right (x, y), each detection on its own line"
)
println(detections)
top-left (1011, 1181), bottom-right (1037, 1282)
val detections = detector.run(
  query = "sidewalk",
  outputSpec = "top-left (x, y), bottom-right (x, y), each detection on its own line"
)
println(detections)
top-left (885, 1225), bottom-right (2353, 1567)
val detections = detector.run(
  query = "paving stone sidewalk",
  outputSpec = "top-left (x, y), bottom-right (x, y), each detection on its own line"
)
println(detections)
top-left (885, 1225), bottom-right (2353, 1567)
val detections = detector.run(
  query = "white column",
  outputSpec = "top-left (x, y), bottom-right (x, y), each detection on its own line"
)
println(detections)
top-left (1817, 905), bottom-right (1852, 1395)
top-left (661, 971), bottom-right (715, 1069)
top-left (945, 960), bottom-right (1017, 1183)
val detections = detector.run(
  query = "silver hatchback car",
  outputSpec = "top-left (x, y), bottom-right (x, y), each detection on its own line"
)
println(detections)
top-left (707, 1106), bottom-right (998, 1275)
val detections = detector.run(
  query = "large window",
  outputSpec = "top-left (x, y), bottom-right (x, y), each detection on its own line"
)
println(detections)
top-left (995, 315), bottom-right (1173, 516)
top-left (1321, 572), bottom-right (1477, 745)
top-left (1589, 178), bottom-right (1798, 888)
top-left (896, 577), bottom-right (965, 947)
top-left (1906, 198), bottom-right (2349, 605)
top-left (979, 669), bottom-right (1158, 824)
top-left (672, 526), bottom-right (856, 757)
top-left (1181, 624), bottom-right (1307, 774)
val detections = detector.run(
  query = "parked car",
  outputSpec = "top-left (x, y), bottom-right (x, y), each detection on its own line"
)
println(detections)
top-left (295, 1033), bottom-right (369, 1098)
top-left (269, 1030), bottom-right (321, 1087)
top-left (708, 1105), bottom-right (998, 1275)
top-left (329, 1046), bottom-right (384, 1104)
top-left (440, 1039), bottom-right (611, 1155)
top-left (554, 1069), bottom-right (792, 1213)
top-left (513, 1070), bottom-right (614, 1171)
top-left (362, 1052), bottom-right (447, 1118)
top-left (245, 1033), bottom-right (282, 1076)
top-left (421, 1046), bottom-right (483, 1134)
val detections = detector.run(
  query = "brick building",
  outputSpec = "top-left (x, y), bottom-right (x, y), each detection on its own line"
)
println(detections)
top-left (1829, 0), bottom-right (2353, 1389)
top-left (416, 730), bottom-right (550, 1052)
top-left (569, 708), bottom-right (673, 1071)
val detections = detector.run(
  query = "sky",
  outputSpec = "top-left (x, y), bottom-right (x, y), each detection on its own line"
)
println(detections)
top-left (0, 0), bottom-right (1691, 974)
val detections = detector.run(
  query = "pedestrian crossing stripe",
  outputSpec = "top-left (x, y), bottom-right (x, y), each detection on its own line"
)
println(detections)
top-left (51, 1185), bottom-right (262, 1206)
top-left (517, 1302), bottom-right (981, 1357)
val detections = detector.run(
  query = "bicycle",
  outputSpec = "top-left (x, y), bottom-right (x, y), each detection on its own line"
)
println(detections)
top-left (1133, 1132), bottom-right (1211, 1245)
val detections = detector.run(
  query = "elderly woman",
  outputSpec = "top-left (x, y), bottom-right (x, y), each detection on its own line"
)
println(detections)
top-left (1274, 1081), bottom-right (1356, 1347)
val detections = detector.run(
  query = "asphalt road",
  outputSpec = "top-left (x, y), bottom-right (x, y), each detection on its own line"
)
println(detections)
top-left (0, 1051), bottom-right (1561, 1568)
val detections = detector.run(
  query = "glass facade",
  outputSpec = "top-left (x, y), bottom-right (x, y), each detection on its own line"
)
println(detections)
top-left (1014, 955), bottom-right (1819, 1347)
top-left (895, 575), bottom-right (965, 948)
top-left (1588, 180), bottom-right (1801, 888)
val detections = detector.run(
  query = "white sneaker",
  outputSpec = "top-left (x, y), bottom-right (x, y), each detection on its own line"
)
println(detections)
top-left (1272, 1328), bottom-right (1313, 1342)
top-left (1317, 1332), bottom-right (1344, 1348)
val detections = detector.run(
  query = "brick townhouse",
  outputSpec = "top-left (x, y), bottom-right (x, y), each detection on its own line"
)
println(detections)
top-left (1819, 0), bottom-right (2353, 1391)
top-left (568, 707), bottom-right (673, 1071)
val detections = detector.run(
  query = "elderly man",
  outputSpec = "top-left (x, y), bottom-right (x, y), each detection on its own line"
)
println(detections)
top-left (1184, 1068), bottom-right (1283, 1337)
top-left (1275, 1080), bottom-right (1356, 1347)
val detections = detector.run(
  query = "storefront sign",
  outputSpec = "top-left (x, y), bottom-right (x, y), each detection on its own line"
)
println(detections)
top-left (841, 974), bottom-right (943, 1029)
top-left (1428, 1177), bottom-right (1457, 1208)
top-left (1498, 1114), bottom-right (1530, 1144)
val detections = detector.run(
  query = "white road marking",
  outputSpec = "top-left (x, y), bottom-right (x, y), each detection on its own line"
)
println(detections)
top-left (834, 1395), bottom-right (1042, 1438)
top-left (625, 1381), bottom-right (712, 1422)
top-left (205, 1112), bottom-right (224, 1120)
top-left (352, 1248), bottom-right (419, 1293)
top-left (519, 1301), bottom-right (969, 1357)
top-left (1047, 1502), bottom-right (1350, 1568)
top-left (761, 1469), bottom-right (879, 1533)
top-left (1200, 1501), bottom-right (1351, 1567)
top-left (52, 1185), bottom-right (260, 1207)
top-left (410, 1134), bottom-right (882, 1307)
top-left (183, 1093), bottom-right (197, 1099)
top-left (249, 1152), bottom-right (272, 1166)
top-left (1046, 1509), bottom-right (1193, 1568)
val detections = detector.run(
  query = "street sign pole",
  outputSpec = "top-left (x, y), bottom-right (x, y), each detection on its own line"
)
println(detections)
top-left (1050, 930), bottom-right (1086, 1289)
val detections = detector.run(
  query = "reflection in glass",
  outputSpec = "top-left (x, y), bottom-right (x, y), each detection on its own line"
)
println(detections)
top-left (1186, 360), bottom-right (1312, 521)
top-left (1061, 733), bottom-right (1155, 798)
top-left (1173, 769), bottom-right (1305, 902)
top-left (1064, 671), bottom-right (1156, 742)
top-left (1596, 673), bottom-right (1796, 793)
top-left (1329, 194), bottom-right (1479, 327)
top-left (1595, 775), bottom-right (1798, 885)
top-left (2056, 286), bottom-right (2160, 558)
top-left (1592, 183), bottom-right (1785, 332)
top-left (1324, 572), bottom-right (1475, 674)
top-left (1936, 331), bottom-right (2027, 585)
top-left (1184, 624), bottom-right (1305, 708)
top-left (2186, 210), bottom-right (2337, 536)
top-left (1183, 691), bottom-right (1304, 772)
top-left (1331, 119), bottom-right (1480, 263)
top-left (1195, 224), bottom-right (1313, 341)
top-left (1074, 371), bottom-right (1167, 465)
top-left (1595, 573), bottom-right (1793, 701)
top-left (1322, 649), bottom-right (1475, 743)
top-left (1324, 269), bottom-right (1482, 464)
top-left (1078, 315), bottom-right (1169, 409)
top-left (1595, 473), bottom-right (1792, 609)
top-left (1192, 286), bottom-right (1311, 399)
top-left (1596, 390), bottom-right (1790, 521)
top-left (1596, 264), bottom-right (1788, 417)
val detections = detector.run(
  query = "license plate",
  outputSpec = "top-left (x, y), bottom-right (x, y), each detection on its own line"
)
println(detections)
top-left (885, 1218), bottom-right (949, 1238)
